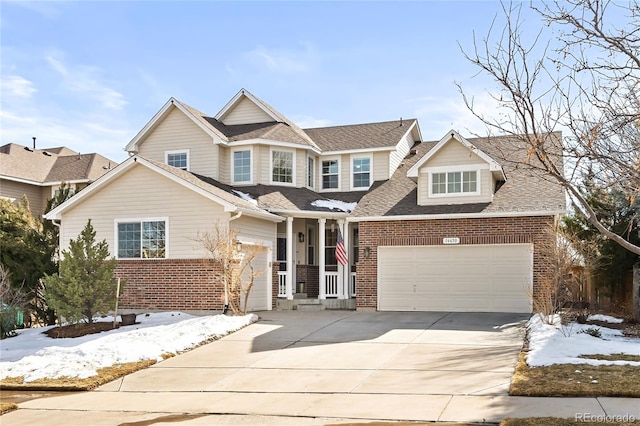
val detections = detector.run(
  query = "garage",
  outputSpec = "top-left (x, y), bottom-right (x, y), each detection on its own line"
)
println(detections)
top-left (377, 244), bottom-right (533, 313)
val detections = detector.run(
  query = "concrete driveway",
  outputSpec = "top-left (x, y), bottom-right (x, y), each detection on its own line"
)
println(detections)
top-left (5, 310), bottom-right (550, 425)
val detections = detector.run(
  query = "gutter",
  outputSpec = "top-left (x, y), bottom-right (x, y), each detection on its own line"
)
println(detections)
top-left (347, 209), bottom-right (567, 223)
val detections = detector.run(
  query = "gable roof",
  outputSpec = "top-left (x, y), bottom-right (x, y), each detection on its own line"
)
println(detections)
top-left (125, 98), bottom-right (229, 153)
top-left (44, 156), bottom-right (283, 222)
top-left (406, 130), bottom-right (505, 180)
top-left (304, 119), bottom-right (420, 152)
top-left (0, 143), bottom-right (115, 185)
top-left (352, 132), bottom-right (566, 219)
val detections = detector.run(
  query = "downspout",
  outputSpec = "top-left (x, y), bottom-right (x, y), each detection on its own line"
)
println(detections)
top-left (47, 218), bottom-right (62, 262)
top-left (222, 211), bottom-right (242, 313)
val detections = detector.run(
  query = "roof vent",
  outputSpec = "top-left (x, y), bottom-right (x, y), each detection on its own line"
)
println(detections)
top-left (43, 151), bottom-right (51, 156)
top-left (400, 117), bottom-right (403, 126)
top-left (32, 136), bottom-right (36, 149)
top-left (410, 148), bottom-right (417, 155)
top-left (23, 146), bottom-right (33, 152)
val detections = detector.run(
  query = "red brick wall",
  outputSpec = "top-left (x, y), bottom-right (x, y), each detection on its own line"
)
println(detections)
top-left (296, 265), bottom-right (319, 297)
top-left (114, 259), bottom-right (225, 311)
top-left (356, 215), bottom-right (555, 309)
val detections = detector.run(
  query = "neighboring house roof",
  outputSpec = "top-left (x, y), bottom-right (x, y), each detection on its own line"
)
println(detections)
top-left (352, 132), bottom-right (566, 219)
top-left (304, 119), bottom-right (419, 152)
top-left (44, 156), bottom-right (283, 222)
top-left (0, 143), bottom-right (115, 185)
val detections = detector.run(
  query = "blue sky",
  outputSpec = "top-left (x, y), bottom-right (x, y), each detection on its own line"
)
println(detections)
top-left (1, 1), bottom-right (543, 163)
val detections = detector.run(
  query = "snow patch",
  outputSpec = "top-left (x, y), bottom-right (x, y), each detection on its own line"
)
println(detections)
top-left (0, 312), bottom-right (258, 382)
top-left (587, 314), bottom-right (624, 323)
top-left (311, 199), bottom-right (357, 212)
top-left (232, 190), bottom-right (258, 206)
top-left (525, 314), bottom-right (640, 367)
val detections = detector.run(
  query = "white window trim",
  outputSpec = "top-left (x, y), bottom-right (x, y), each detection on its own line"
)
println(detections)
top-left (165, 149), bottom-right (190, 171)
top-left (231, 146), bottom-right (254, 185)
top-left (307, 155), bottom-right (315, 190)
top-left (427, 166), bottom-right (481, 198)
top-left (350, 153), bottom-right (373, 190)
top-left (270, 147), bottom-right (296, 186)
top-left (114, 217), bottom-right (169, 260)
top-left (320, 156), bottom-right (341, 192)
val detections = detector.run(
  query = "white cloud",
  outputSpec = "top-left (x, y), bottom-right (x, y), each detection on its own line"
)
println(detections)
top-left (292, 115), bottom-right (332, 129)
top-left (243, 42), bottom-right (319, 74)
top-left (0, 75), bottom-right (37, 98)
top-left (45, 53), bottom-right (127, 110)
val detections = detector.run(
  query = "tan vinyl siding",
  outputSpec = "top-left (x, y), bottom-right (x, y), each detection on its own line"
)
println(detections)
top-left (137, 108), bottom-right (218, 178)
top-left (232, 215), bottom-right (277, 246)
top-left (221, 97), bottom-right (273, 125)
top-left (389, 131), bottom-right (415, 175)
top-left (219, 145), bottom-right (230, 185)
top-left (258, 145), bottom-right (270, 185)
top-left (426, 139), bottom-right (485, 167)
top-left (0, 179), bottom-right (46, 216)
top-left (295, 148), bottom-right (306, 187)
top-left (59, 165), bottom-right (228, 259)
top-left (340, 154), bottom-right (350, 192)
top-left (418, 168), bottom-right (493, 205)
top-left (373, 151), bottom-right (389, 181)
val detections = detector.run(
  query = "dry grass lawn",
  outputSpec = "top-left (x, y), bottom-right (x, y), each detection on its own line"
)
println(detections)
top-left (501, 418), bottom-right (640, 426)
top-left (0, 359), bottom-right (157, 391)
top-left (0, 402), bottom-right (18, 415)
top-left (510, 353), bottom-right (640, 397)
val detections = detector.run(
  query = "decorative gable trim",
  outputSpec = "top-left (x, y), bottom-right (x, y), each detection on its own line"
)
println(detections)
top-left (125, 98), bottom-right (227, 153)
top-left (407, 130), bottom-right (505, 179)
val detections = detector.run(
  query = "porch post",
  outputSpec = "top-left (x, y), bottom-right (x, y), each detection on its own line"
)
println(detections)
top-left (286, 216), bottom-right (294, 300)
top-left (318, 218), bottom-right (326, 300)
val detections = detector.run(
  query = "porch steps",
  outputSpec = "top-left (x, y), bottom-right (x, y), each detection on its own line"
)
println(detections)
top-left (276, 297), bottom-right (355, 311)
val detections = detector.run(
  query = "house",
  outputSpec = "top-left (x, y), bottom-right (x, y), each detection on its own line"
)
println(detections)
top-left (0, 142), bottom-right (116, 217)
top-left (44, 88), bottom-right (566, 313)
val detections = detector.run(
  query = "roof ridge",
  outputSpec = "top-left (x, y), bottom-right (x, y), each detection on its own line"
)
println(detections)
top-left (303, 118), bottom-right (416, 131)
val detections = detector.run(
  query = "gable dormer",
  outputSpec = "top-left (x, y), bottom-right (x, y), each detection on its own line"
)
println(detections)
top-left (407, 130), bottom-right (505, 206)
top-left (216, 89), bottom-right (279, 125)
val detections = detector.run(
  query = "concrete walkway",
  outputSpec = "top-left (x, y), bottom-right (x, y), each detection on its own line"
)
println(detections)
top-left (3, 311), bottom-right (639, 425)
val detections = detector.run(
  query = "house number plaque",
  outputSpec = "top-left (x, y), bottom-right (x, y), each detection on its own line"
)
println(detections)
top-left (443, 237), bottom-right (460, 245)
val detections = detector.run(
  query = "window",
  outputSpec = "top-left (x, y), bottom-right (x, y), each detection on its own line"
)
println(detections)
top-left (272, 150), bottom-right (294, 184)
top-left (431, 171), bottom-right (478, 195)
top-left (352, 227), bottom-right (359, 264)
top-left (322, 159), bottom-right (339, 189)
top-left (166, 151), bottom-right (188, 170)
top-left (307, 227), bottom-right (315, 265)
top-left (352, 156), bottom-right (371, 189)
top-left (117, 220), bottom-right (166, 259)
top-left (276, 237), bottom-right (287, 262)
top-left (232, 149), bottom-right (252, 183)
top-left (307, 156), bottom-right (315, 188)
top-left (325, 227), bottom-right (337, 265)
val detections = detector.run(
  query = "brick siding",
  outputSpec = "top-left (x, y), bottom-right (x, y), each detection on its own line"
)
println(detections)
top-left (114, 259), bottom-right (225, 311)
top-left (296, 265), bottom-right (319, 297)
top-left (355, 215), bottom-right (555, 309)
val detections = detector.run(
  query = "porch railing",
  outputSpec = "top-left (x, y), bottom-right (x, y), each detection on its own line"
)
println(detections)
top-left (278, 271), bottom-right (287, 297)
top-left (325, 272), bottom-right (339, 297)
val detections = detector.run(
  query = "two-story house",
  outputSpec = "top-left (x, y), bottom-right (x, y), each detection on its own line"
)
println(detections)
top-left (0, 142), bottom-right (116, 217)
top-left (44, 88), bottom-right (566, 313)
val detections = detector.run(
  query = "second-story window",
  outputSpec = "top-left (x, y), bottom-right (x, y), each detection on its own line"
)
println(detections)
top-left (352, 156), bottom-right (371, 189)
top-left (272, 150), bottom-right (293, 184)
top-left (166, 151), bottom-right (188, 170)
top-left (307, 156), bottom-right (315, 188)
top-left (233, 149), bottom-right (252, 183)
top-left (322, 159), bottom-right (339, 189)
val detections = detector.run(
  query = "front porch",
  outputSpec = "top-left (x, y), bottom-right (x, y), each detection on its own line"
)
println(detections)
top-left (276, 268), bottom-right (357, 310)
top-left (274, 216), bottom-right (358, 310)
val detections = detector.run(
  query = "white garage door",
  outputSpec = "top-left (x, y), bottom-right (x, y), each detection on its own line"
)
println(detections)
top-left (240, 247), bottom-right (271, 312)
top-left (378, 244), bottom-right (532, 313)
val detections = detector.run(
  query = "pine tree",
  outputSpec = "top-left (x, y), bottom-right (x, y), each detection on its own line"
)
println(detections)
top-left (44, 219), bottom-right (118, 324)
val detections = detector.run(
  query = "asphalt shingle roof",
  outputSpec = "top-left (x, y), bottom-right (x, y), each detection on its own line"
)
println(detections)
top-left (0, 143), bottom-right (115, 184)
top-left (351, 133), bottom-right (566, 217)
top-left (304, 119), bottom-right (417, 152)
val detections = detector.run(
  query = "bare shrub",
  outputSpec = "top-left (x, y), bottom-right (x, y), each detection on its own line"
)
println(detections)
top-left (0, 264), bottom-right (28, 338)
top-left (197, 222), bottom-right (267, 316)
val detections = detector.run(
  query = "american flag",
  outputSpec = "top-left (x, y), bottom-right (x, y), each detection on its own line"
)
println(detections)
top-left (335, 227), bottom-right (348, 266)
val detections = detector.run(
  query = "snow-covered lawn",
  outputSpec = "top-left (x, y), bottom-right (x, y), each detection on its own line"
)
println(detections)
top-left (526, 314), bottom-right (640, 367)
top-left (0, 312), bottom-right (257, 382)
